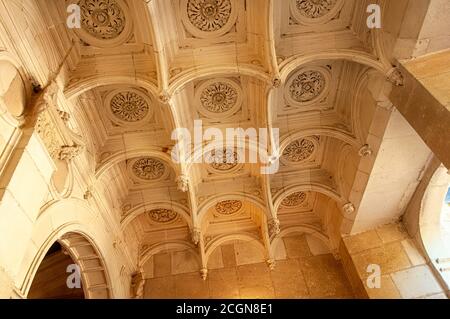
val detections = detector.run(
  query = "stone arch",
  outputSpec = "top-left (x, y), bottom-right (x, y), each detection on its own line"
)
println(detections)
top-left (95, 147), bottom-right (181, 180)
top-left (279, 128), bottom-right (362, 155)
top-left (0, 52), bottom-right (30, 126)
top-left (65, 75), bottom-right (159, 101)
top-left (18, 199), bottom-right (120, 299)
top-left (186, 138), bottom-right (275, 174)
top-left (8, 0), bottom-right (61, 74)
top-left (121, 201), bottom-right (192, 231)
top-left (419, 165), bottom-right (450, 288)
top-left (205, 232), bottom-right (267, 265)
top-left (279, 50), bottom-right (388, 82)
top-left (273, 183), bottom-right (347, 213)
top-left (197, 192), bottom-right (269, 227)
top-left (270, 225), bottom-right (331, 257)
top-left (139, 240), bottom-right (200, 269)
top-left (58, 232), bottom-right (111, 299)
top-left (168, 65), bottom-right (272, 96)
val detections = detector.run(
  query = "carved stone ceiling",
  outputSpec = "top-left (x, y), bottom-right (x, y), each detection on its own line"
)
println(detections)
top-left (47, 0), bottom-right (389, 256)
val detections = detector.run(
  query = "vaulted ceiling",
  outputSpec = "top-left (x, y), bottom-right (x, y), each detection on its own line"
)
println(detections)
top-left (29, 0), bottom-right (404, 265)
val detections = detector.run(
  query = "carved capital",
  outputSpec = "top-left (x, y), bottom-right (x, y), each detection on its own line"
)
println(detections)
top-left (268, 218), bottom-right (281, 237)
top-left (386, 67), bottom-right (404, 86)
top-left (176, 175), bottom-right (190, 192)
top-left (59, 144), bottom-right (84, 161)
top-left (358, 144), bottom-right (373, 157)
top-left (342, 202), bottom-right (355, 216)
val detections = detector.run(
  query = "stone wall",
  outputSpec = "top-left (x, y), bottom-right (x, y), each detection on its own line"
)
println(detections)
top-left (144, 234), bottom-right (354, 299)
top-left (341, 223), bottom-right (448, 299)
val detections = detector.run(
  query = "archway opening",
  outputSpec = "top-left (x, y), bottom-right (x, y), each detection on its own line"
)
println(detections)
top-left (28, 242), bottom-right (85, 299)
top-left (420, 165), bottom-right (450, 289)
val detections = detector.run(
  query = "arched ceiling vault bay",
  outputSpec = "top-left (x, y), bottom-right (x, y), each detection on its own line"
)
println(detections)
top-left (35, 0), bottom-right (405, 276)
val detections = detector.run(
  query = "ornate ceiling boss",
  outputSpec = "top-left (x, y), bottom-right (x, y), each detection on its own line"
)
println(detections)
top-left (215, 200), bottom-right (243, 216)
top-left (73, 0), bottom-right (133, 47)
top-left (281, 192), bottom-right (308, 208)
top-left (105, 89), bottom-right (153, 127)
top-left (285, 66), bottom-right (331, 107)
top-left (181, 0), bottom-right (238, 38)
top-left (128, 157), bottom-right (168, 183)
top-left (282, 137), bottom-right (319, 164)
top-left (205, 148), bottom-right (243, 174)
top-left (195, 78), bottom-right (243, 119)
top-left (147, 209), bottom-right (178, 224)
top-left (290, 0), bottom-right (345, 25)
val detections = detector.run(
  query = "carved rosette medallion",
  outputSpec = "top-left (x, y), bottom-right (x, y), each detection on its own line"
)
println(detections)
top-left (73, 0), bottom-right (132, 47)
top-left (215, 200), bottom-right (243, 215)
top-left (290, 0), bottom-right (344, 25)
top-left (205, 148), bottom-right (242, 173)
top-left (147, 209), bottom-right (178, 224)
top-left (195, 78), bottom-right (243, 119)
top-left (105, 89), bottom-right (153, 126)
top-left (285, 67), bottom-right (331, 106)
top-left (129, 157), bottom-right (166, 182)
top-left (110, 91), bottom-right (150, 122)
top-left (282, 137), bottom-right (318, 164)
top-left (281, 192), bottom-right (307, 208)
top-left (181, 0), bottom-right (238, 38)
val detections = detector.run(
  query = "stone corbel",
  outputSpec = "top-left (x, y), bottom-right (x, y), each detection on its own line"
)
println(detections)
top-left (342, 202), bottom-right (355, 216)
top-left (272, 76), bottom-right (282, 89)
top-left (59, 144), bottom-right (84, 161)
top-left (158, 91), bottom-right (171, 104)
top-left (21, 81), bottom-right (59, 129)
top-left (358, 144), bottom-right (373, 157)
top-left (200, 268), bottom-right (208, 281)
top-left (130, 272), bottom-right (145, 299)
top-left (83, 190), bottom-right (93, 200)
top-left (386, 67), bottom-right (404, 87)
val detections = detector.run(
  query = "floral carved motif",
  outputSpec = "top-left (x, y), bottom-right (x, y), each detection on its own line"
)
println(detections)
top-left (206, 148), bottom-right (239, 172)
top-left (110, 91), bottom-right (150, 123)
top-left (186, 0), bottom-right (233, 32)
top-left (79, 0), bottom-right (126, 40)
top-left (201, 82), bottom-right (238, 113)
top-left (289, 70), bottom-right (326, 103)
top-left (36, 112), bottom-right (61, 159)
top-left (215, 200), bottom-right (242, 215)
top-left (294, 0), bottom-right (338, 19)
top-left (131, 157), bottom-right (165, 181)
top-left (282, 138), bottom-right (316, 163)
top-left (147, 209), bottom-right (178, 223)
top-left (281, 192), bottom-right (307, 208)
